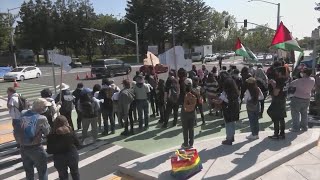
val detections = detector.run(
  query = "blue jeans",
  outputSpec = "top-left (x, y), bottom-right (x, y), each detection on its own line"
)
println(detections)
top-left (53, 148), bottom-right (80, 180)
top-left (136, 99), bottom-right (149, 128)
top-left (247, 110), bottom-right (260, 136)
top-left (102, 111), bottom-right (115, 132)
top-left (291, 97), bottom-right (310, 131)
top-left (21, 145), bottom-right (48, 180)
top-left (225, 121), bottom-right (235, 140)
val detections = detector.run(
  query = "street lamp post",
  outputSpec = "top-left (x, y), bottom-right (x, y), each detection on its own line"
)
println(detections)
top-left (248, 0), bottom-right (280, 28)
top-left (123, 17), bottom-right (139, 64)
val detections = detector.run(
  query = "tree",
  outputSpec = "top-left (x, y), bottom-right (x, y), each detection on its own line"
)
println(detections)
top-left (0, 13), bottom-right (11, 52)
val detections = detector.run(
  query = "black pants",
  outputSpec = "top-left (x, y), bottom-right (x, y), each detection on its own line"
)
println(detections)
top-left (150, 89), bottom-right (158, 116)
top-left (272, 117), bottom-right (285, 135)
top-left (53, 148), bottom-right (79, 180)
top-left (260, 100), bottom-right (265, 116)
top-left (158, 103), bottom-right (165, 123)
top-left (182, 111), bottom-right (195, 147)
top-left (75, 109), bottom-right (82, 129)
top-left (197, 104), bottom-right (205, 124)
top-left (164, 101), bottom-right (179, 126)
top-left (60, 111), bottom-right (74, 130)
top-left (129, 101), bottom-right (137, 122)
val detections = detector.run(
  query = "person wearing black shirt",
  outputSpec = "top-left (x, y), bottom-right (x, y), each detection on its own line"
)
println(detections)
top-left (72, 83), bottom-right (84, 130)
top-left (268, 67), bottom-right (288, 139)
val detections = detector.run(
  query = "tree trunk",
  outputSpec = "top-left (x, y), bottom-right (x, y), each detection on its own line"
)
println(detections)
top-left (44, 49), bottom-right (49, 64)
top-left (36, 54), bottom-right (40, 64)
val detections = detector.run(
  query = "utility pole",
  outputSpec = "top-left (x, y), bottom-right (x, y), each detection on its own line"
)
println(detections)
top-left (7, 9), bottom-right (17, 68)
top-left (277, 3), bottom-right (280, 28)
top-left (135, 23), bottom-right (139, 64)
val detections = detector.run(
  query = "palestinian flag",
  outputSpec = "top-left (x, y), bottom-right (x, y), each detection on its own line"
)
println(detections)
top-left (271, 22), bottom-right (303, 52)
top-left (235, 38), bottom-right (257, 60)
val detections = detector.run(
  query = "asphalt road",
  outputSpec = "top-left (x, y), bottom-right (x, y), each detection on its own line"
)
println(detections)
top-left (27, 57), bottom-right (245, 90)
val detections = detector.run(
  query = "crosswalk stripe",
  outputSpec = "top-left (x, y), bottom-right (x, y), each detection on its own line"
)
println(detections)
top-left (48, 145), bottom-right (123, 180)
top-left (2, 141), bottom-right (111, 180)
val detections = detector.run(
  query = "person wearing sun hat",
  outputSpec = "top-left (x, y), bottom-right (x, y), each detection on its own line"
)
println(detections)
top-left (55, 83), bottom-right (75, 130)
top-left (12, 98), bottom-right (51, 180)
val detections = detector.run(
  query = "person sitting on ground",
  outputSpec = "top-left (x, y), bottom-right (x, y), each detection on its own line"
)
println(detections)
top-left (47, 115), bottom-right (80, 180)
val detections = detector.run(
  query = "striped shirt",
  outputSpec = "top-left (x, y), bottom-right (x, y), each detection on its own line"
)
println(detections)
top-left (205, 80), bottom-right (220, 95)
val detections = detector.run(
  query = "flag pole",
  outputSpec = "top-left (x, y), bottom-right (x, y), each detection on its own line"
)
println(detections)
top-left (59, 62), bottom-right (63, 103)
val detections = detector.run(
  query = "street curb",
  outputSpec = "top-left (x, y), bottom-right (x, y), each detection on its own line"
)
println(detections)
top-left (118, 130), bottom-right (320, 180)
top-left (231, 129), bottom-right (320, 180)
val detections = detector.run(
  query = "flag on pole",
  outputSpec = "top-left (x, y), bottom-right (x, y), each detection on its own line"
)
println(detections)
top-left (235, 38), bottom-right (257, 61)
top-left (271, 22), bottom-right (303, 52)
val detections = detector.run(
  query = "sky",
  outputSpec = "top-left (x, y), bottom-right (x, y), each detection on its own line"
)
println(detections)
top-left (0, 0), bottom-right (318, 39)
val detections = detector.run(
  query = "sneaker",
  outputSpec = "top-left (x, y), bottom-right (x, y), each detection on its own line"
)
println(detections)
top-left (300, 128), bottom-right (308, 132)
top-left (161, 124), bottom-right (168, 128)
top-left (120, 131), bottom-right (129, 136)
top-left (181, 144), bottom-right (189, 149)
top-left (268, 135), bottom-right (279, 139)
top-left (289, 128), bottom-right (300, 132)
top-left (246, 134), bottom-right (259, 140)
top-left (102, 131), bottom-right (108, 136)
top-left (222, 139), bottom-right (233, 145)
top-left (150, 114), bottom-right (156, 118)
top-left (279, 134), bottom-right (286, 139)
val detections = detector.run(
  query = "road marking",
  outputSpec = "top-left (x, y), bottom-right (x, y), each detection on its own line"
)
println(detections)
top-left (48, 145), bottom-right (123, 180)
top-left (2, 141), bottom-right (113, 180)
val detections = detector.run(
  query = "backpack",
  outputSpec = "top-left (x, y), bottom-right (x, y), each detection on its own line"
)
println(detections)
top-left (169, 86), bottom-right (179, 103)
top-left (42, 103), bottom-right (55, 127)
top-left (81, 101), bottom-right (97, 118)
top-left (13, 111), bottom-right (40, 145)
top-left (18, 95), bottom-right (28, 112)
top-left (183, 92), bottom-right (197, 112)
top-left (246, 99), bottom-right (259, 112)
top-left (99, 87), bottom-right (114, 108)
top-left (59, 91), bottom-right (74, 112)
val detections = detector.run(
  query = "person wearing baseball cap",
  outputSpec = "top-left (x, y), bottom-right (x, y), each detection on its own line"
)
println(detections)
top-left (12, 98), bottom-right (51, 180)
top-left (119, 79), bottom-right (136, 136)
top-left (180, 78), bottom-right (199, 149)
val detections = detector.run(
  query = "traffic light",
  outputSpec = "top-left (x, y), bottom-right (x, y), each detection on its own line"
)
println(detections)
top-left (225, 20), bottom-right (228, 28)
top-left (244, 19), bottom-right (248, 28)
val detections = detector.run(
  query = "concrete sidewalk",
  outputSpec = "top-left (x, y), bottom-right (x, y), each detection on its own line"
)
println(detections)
top-left (258, 146), bottom-right (320, 180)
top-left (118, 130), bottom-right (320, 180)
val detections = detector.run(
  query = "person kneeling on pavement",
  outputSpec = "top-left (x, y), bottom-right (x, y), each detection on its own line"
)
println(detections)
top-left (47, 115), bottom-right (80, 180)
top-left (181, 78), bottom-right (199, 149)
top-left (13, 98), bottom-right (51, 180)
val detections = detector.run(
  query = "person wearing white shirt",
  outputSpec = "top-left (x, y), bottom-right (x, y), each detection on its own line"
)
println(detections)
top-left (243, 77), bottom-right (264, 140)
top-left (7, 87), bottom-right (21, 120)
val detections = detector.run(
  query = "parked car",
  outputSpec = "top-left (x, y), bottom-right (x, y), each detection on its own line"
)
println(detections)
top-left (91, 59), bottom-right (131, 78)
top-left (204, 54), bottom-right (218, 62)
top-left (140, 64), bottom-right (169, 75)
top-left (4, 66), bottom-right (42, 81)
top-left (69, 61), bottom-right (82, 68)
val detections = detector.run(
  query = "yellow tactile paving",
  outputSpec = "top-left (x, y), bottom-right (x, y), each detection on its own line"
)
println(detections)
top-left (107, 175), bottom-right (135, 180)
top-left (0, 121), bottom-right (14, 144)
top-left (0, 133), bottom-right (14, 144)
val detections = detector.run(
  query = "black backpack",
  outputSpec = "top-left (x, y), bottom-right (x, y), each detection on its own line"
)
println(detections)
top-left (42, 104), bottom-right (55, 127)
top-left (81, 101), bottom-right (97, 118)
top-left (18, 95), bottom-right (28, 112)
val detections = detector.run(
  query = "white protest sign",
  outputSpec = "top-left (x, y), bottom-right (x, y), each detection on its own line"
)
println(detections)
top-left (158, 46), bottom-right (190, 70)
top-left (47, 51), bottom-right (72, 72)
